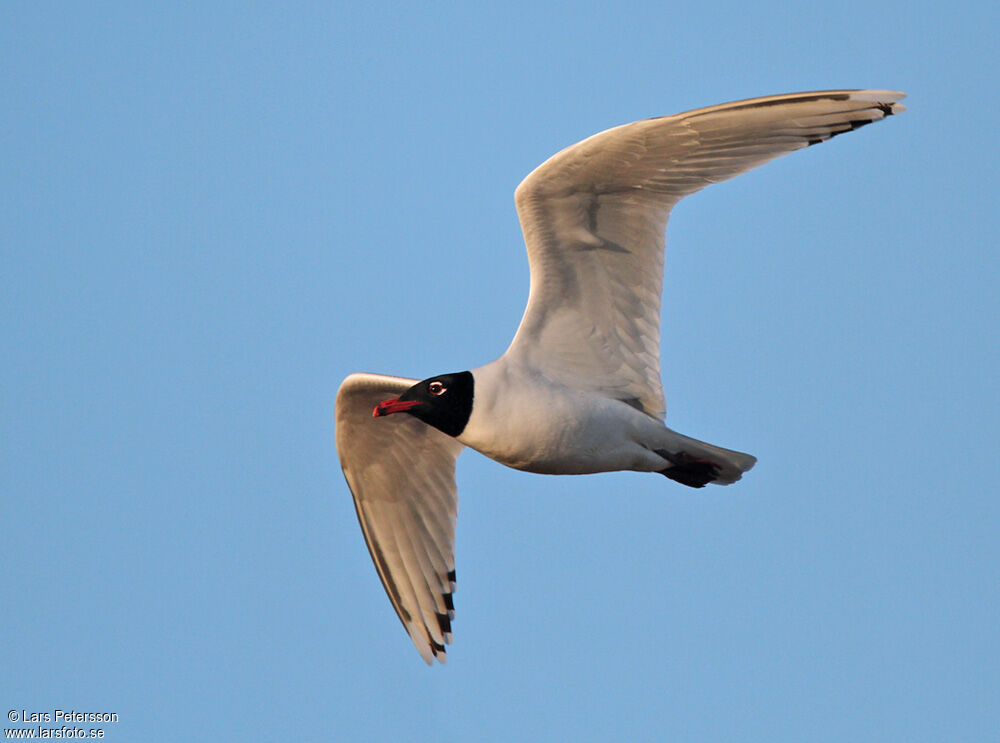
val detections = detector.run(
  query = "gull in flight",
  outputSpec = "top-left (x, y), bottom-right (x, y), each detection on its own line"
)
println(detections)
top-left (335, 89), bottom-right (905, 663)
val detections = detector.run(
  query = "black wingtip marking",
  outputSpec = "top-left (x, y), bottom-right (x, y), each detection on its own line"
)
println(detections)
top-left (437, 612), bottom-right (452, 636)
top-left (807, 102), bottom-right (896, 147)
top-left (444, 593), bottom-right (454, 611)
top-left (447, 569), bottom-right (456, 584)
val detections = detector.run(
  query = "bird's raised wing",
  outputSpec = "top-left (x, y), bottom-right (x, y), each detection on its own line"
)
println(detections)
top-left (336, 372), bottom-right (464, 664)
top-left (506, 90), bottom-right (906, 419)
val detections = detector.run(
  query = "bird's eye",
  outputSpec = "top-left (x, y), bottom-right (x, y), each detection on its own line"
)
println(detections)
top-left (428, 381), bottom-right (446, 395)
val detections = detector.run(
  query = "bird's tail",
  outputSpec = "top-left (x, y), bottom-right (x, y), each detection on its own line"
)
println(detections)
top-left (654, 428), bottom-right (756, 488)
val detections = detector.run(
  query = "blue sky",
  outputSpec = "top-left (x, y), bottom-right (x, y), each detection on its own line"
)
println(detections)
top-left (3, 1), bottom-right (998, 741)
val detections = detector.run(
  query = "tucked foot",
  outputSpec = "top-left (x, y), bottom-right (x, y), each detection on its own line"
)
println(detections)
top-left (654, 449), bottom-right (721, 489)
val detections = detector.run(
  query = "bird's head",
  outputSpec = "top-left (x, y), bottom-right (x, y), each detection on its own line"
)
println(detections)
top-left (373, 371), bottom-right (474, 437)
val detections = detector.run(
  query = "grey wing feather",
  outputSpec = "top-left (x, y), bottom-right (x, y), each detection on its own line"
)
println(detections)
top-left (336, 373), bottom-right (464, 664)
top-left (508, 89), bottom-right (906, 419)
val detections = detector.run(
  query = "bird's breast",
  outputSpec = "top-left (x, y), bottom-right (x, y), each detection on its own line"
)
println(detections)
top-left (458, 364), bottom-right (651, 474)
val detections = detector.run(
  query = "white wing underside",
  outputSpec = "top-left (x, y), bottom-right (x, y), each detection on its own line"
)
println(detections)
top-left (507, 90), bottom-right (906, 419)
top-left (335, 373), bottom-right (464, 664)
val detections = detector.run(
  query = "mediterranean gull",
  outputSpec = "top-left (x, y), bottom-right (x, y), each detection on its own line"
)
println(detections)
top-left (335, 89), bottom-right (906, 663)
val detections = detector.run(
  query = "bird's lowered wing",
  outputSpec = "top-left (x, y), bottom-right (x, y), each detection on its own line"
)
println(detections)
top-left (506, 90), bottom-right (906, 419)
top-left (336, 373), bottom-right (465, 664)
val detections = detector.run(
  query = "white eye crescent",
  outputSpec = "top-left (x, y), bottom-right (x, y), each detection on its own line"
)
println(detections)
top-left (428, 381), bottom-right (446, 395)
